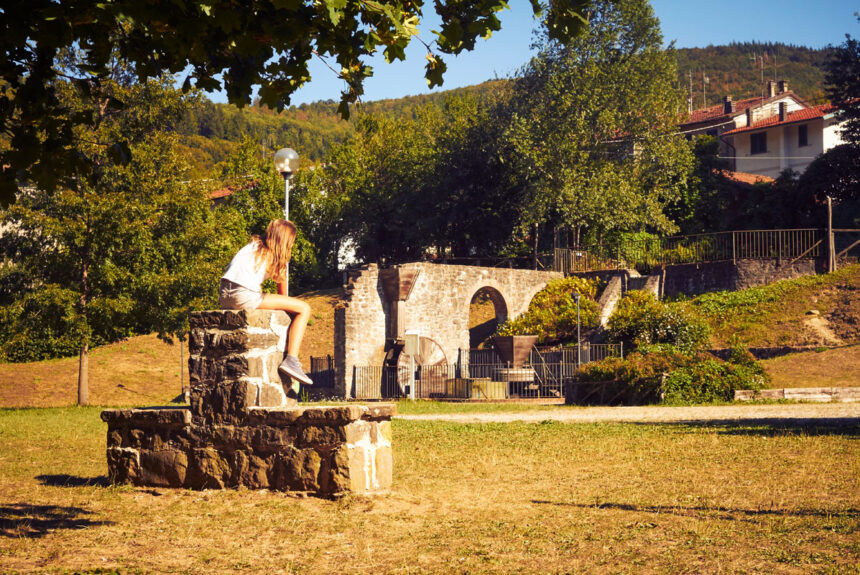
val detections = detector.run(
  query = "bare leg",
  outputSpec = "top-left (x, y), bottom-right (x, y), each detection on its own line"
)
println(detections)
top-left (258, 294), bottom-right (311, 357)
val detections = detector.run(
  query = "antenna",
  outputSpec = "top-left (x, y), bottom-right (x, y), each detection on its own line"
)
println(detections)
top-left (688, 69), bottom-right (693, 114)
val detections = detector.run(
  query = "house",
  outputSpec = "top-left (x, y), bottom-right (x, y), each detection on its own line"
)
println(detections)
top-left (680, 80), bottom-right (845, 179)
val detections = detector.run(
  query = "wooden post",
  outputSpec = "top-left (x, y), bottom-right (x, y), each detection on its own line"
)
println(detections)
top-left (827, 196), bottom-right (835, 273)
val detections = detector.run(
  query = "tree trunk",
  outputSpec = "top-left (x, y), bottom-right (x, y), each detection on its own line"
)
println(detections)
top-left (78, 342), bottom-right (89, 406)
top-left (532, 222), bottom-right (540, 270)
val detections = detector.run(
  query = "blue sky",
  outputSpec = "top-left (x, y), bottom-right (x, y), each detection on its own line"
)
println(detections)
top-left (208, 0), bottom-right (860, 107)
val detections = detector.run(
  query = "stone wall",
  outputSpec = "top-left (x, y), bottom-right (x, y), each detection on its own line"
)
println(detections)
top-left (188, 309), bottom-right (293, 415)
top-left (102, 404), bottom-right (394, 494)
top-left (661, 258), bottom-right (825, 298)
top-left (335, 263), bottom-right (562, 397)
top-left (102, 310), bottom-right (395, 496)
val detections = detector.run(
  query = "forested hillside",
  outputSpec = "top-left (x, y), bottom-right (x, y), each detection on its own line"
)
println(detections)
top-left (675, 42), bottom-right (832, 109)
top-left (178, 43), bottom-right (830, 173)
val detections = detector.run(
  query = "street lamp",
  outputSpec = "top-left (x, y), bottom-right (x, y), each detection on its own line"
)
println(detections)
top-left (273, 147), bottom-right (300, 220)
top-left (572, 292), bottom-right (581, 367)
top-left (274, 147), bottom-right (299, 295)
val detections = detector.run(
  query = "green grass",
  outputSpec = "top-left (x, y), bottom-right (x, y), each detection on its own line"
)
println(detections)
top-left (1, 407), bottom-right (858, 573)
top-left (681, 264), bottom-right (860, 347)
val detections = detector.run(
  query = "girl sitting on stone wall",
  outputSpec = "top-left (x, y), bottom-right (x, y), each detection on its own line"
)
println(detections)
top-left (219, 219), bottom-right (313, 388)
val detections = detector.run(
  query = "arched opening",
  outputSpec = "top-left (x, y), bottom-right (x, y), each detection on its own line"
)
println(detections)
top-left (468, 287), bottom-right (508, 348)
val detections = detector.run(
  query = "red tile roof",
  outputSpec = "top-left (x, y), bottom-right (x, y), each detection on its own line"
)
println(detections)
top-left (719, 170), bottom-right (774, 185)
top-left (722, 104), bottom-right (836, 136)
top-left (685, 97), bottom-right (762, 125)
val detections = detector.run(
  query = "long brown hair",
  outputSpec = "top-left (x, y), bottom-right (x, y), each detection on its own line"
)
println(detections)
top-left (252, 219), bottom-right (296, 281)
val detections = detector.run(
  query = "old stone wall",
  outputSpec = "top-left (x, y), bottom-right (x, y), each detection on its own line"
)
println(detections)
top-left (102, 310), bottom-right (395, 496)
top-left (335, 263), bottom-right (562, 397)
top-left (102, 404), bottom-right (394, 494)
top-left (188, 309), bottom-right (293, 415)
top-left (661, 258), bottom-right (825, 298)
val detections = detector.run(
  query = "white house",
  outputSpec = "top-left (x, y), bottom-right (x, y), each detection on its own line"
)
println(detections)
top-left (721, 102), bottom-right (843, 179)
top-left (679, 80), bottom-right (845, 179)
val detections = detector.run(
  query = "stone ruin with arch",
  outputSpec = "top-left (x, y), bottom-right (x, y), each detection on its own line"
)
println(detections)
top-left (333, 262), bottom-right (563, 398)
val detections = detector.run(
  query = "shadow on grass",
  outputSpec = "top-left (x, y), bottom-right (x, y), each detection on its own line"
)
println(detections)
top-left (532, 500), bottom-right (859, 521)
top-left (634, 419), bottom-right (860, 436)
top-left (36, 474), bottom-right (111, 487)
top-left (0, 503), bottom-right (112, 538)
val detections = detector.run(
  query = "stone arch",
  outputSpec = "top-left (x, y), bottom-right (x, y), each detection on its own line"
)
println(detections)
top-left (518, 283), bottom-right (550, 318)
top-left (466, 284), bottom-right (509, 349)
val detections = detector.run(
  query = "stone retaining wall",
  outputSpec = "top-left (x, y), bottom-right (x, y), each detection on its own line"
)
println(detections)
top-left (102, 310), bottom-right (395, 496)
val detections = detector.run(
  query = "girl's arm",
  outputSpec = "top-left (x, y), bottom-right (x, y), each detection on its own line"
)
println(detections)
top-left (276, 277), bottom-right (288, 295)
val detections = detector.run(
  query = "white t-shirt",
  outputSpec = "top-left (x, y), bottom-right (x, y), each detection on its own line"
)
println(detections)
top-left (222, 242), bottom-right (269, 291)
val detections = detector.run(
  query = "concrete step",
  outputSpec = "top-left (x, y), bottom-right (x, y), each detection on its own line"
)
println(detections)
top-left (735, 387), bottom-right (860, 403)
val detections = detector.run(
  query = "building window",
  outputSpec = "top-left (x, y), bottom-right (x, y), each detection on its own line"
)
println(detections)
top-left (798, 124), bottom-right (808, 147)
top-left (751, 132), bottom-right (767, 155)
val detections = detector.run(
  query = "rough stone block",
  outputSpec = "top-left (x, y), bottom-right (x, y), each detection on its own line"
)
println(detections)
top-left (299, 425), bottom-right (347, 448)
top-left (377, 421), bottom-right (393, 443)
top-left (273, 448), bottom-right (322, 492)
top-left (107, 447), bottom-right (139, 484)
top-left (348, 445), bottom-right (370, 492)
top-left (187, 448), bottom-right (230, 489)
top-left (374, 445), bottom-right (393, 490)
top-left (138, 449), bottom-right (189, 487)
top-left (259, 381), bottom-right (288, 407)
top-left (191, 380), bottom-right (255, 421)
top-left (246, 406), bottom-right (303, 426)
top-left (345, 420), bottom-right (371, 445)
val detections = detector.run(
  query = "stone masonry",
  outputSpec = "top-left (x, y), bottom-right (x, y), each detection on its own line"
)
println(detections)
top-left (102, 310), bottom-right (395, 496)
top-left (335, 263), bottom-right (562, 397)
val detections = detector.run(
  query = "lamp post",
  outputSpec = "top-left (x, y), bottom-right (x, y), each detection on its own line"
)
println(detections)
top-left (273, 147), bottom-right (300, 295)
top-left (573, 292), bottom-right (581, 367)
top-left (274, 147), bottom-right (300, 220)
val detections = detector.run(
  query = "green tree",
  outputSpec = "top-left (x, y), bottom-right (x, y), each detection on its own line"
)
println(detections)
top-left (0, 74), bottom-right (231, 405)
top-left (1, 0), bottom-right (593, 204)
top-left (507, 0), bottom-right (694, 247)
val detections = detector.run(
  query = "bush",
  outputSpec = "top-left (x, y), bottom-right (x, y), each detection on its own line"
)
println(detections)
top-left (575, 345), bottom-right (768, 406)
top-left (607, 290), bottom-right (710, 352)
top-left (495, 276), bottom-right (602, 345)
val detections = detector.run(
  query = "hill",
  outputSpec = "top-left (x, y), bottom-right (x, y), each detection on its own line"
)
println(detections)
top-left (176, 43), bottom-right (832, 175)
top-left (675, 42), bottom-right (832, 109)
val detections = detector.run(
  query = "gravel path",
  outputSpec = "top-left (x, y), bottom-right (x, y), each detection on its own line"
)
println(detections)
top-left (397, 403), bottom-right (860, 425)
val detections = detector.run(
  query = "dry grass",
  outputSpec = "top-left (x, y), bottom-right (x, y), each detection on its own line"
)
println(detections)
top-left (761, 344), bottom-right (860, 388)
top-left (0, 289), bottom-right (343, 409)
top-left (0, 334), bottom-right (187, 408)
top-left (694, 264), bottom-right (860, 348)
top-left (0, 407), bottom-right (858, 574)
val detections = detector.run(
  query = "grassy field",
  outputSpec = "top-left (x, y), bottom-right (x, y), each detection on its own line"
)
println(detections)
top-left (687, 264), bottom-right (860, 348)
top-left (0, 407), bottom-right (857, 574)
top-left (760, 345), bottom-right (860, 388)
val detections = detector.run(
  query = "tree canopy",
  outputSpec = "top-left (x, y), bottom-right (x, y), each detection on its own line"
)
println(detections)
top-left (0, 0), bottom-right (593, 205)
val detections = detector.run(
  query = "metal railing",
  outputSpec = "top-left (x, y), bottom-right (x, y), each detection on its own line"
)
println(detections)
top-left (555, 228), bottom-right (828, 273)
top-left (309, 355), bottom-right (335, 389)
top-left (350, 343), bottom-right (623, 400)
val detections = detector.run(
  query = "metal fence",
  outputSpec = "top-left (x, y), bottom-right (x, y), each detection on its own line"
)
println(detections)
top-left (349, 343), bottom-right (623, 400)
top-left (308, 355), bottom-right (335, 389)
top-left (554, 228), bottom-right (830, 274)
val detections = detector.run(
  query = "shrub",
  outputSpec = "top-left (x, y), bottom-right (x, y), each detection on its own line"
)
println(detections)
top-left (495, 276), bottom-right (602, 345)
top-left (607, 290), bottom-right (711, 352)
top-left (575, 346), bottom-right (768, 406)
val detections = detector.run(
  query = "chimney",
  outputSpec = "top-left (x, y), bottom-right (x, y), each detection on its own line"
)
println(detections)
top-left (779, 102), bottom-right (787, 121)
top-left (778, 80), bottom-right (789, 94)
top-left (746, 107), bottom-right (754, 127)
top-left (767, 81), bottom-right (777, 98)
top-left (723, 96), bottom-right (735, 114)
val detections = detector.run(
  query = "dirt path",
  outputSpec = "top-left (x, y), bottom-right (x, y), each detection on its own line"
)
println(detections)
top-left (397, 403), bottom-right (860, 425)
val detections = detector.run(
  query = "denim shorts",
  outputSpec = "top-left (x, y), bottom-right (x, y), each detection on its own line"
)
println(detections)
top-left (219, 279), bottom-right (264, 310)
